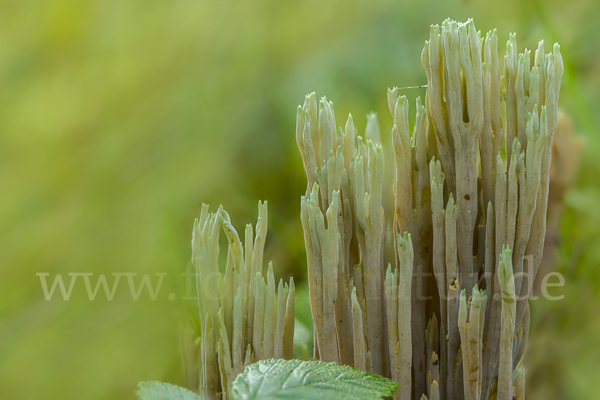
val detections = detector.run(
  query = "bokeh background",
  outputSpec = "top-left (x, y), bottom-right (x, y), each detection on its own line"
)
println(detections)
top-left (1, 0), bottom-right (599, 399)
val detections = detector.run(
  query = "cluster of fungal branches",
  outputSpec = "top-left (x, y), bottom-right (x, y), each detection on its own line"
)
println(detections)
top-left (296, 18), bottom-right (563, 400)
top-left (192, 202), bottom-right (295, 400)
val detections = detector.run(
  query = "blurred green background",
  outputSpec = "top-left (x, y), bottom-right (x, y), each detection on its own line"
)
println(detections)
top-left (1, 0), bottom-right (599, 399)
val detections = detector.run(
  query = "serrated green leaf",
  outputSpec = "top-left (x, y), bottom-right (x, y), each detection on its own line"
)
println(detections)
top-left (137, 381), bottom-right (205, 400)
top-left (230, 359), bottom-right (399, 400)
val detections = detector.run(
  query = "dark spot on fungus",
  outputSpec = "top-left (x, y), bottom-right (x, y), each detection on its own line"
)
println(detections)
top-left (464, 194), bottom-right (470, 201)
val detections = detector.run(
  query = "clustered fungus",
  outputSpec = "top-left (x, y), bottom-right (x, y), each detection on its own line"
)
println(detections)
top-left (192, 202), bottom-right (295, 400)
top-left (296, 18), bottom-right (562, 400)
top-left (193, 18), bottom-right (564, 400)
